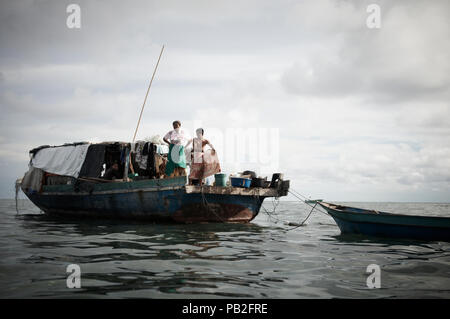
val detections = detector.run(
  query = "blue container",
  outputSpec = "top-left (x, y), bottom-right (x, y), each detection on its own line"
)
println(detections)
top-left (230, 177), bottom-right (251, 188)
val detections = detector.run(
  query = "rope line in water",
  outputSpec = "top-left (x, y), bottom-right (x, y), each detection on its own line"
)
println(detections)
top-left (284, 190), bottom-right (325, 231)
top-left (262, 198), bottom-right (282, 223)
top-left (200, 187), bottom-right (226, 222)
top-left (288, 189), bottom-right (329, 216)
top-left (15, 179), bottom-right (21, 215)
top-left (287, 201), bottom-right (318, 230)
top-left (255, 191), bottom-right (282, 223)
top-left (255, 186), bottom-right (329, 229)
top-left (272, 188), bottom-right (330, 230)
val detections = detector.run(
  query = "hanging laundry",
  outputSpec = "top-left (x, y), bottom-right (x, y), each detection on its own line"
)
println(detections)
top-left (79, 144), bottom-right (106, 178)
top-left (133, 141), bottom-right (148, 170)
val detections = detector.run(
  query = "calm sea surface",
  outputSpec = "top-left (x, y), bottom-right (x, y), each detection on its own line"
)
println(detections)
top-left (1, 199), bottom-right (449, 298)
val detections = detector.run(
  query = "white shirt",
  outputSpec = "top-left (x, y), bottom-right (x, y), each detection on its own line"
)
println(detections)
top-left (164, 129), bottom-right (189, 145)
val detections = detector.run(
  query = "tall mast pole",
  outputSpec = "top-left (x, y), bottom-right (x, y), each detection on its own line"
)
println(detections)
top-left (132, 45), bottom-right (165, 143)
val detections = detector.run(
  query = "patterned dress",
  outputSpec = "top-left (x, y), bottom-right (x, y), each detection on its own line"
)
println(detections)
top-left (188, 138), bottom-right (221, 180)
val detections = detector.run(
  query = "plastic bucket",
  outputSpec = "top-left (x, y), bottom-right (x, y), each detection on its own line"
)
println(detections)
top-left (214, 173), bottom-right (227, 187)
top-left (230, 177), bottom-right (251, 188)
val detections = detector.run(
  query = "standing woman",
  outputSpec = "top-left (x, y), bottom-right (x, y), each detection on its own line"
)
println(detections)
top-left (163, 120), bottom-right (189, 177)
top-left (186, 128), bottom-right (221, 185)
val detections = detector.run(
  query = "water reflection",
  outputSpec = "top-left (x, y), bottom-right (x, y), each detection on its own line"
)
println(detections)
top-left (15, 213), bottom-right (286, 298)
top-left (2, 200), bottom-right (449, 298)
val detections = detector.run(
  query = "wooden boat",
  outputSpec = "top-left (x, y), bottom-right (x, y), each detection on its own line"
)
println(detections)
top-left (24, 176), bottom-right (288, 223)
top-left (305, 199), bottom-right (323, 204)
top-left (318, 202), bottom-right (450, 241)
top-left (18, 141), bottom-right (289, 223)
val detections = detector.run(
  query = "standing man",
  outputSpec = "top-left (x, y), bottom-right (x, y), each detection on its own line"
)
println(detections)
top-left (163, 120), bottom-right (189, 177)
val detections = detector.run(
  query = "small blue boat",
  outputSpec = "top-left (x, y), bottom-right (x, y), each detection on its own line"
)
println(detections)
top-left (318, 202), bottom-right (450, 242)
top-left (305, 199), bottom-right (323, 204)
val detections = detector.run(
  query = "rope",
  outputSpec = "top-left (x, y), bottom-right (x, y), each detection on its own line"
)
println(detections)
top-left (260, 200), bottom-right (277, 222)
top-left (279, 189), bottom-right (331, 230)
top-left (254, 187), bottom-right (327, 228)
top-left (287, 202), bottom-right (318, 230)
top-left (200, 187), bottom-right (225, 222)
top-left (254, 190), bottom-right (283, 223)
top-left (288, 189), bottom-right (329, 216)
top-left (264, 197), bottom-right (281, 223)
top-left (15, 179), bottom-right (21, 215)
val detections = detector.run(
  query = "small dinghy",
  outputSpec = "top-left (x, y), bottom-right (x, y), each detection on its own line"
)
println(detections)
top-left (305, 199), bottom-right (323, 204)
top-left (319, 202), bottom-right (450, 242)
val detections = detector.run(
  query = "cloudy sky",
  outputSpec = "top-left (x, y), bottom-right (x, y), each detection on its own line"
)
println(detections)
top-left (1, 0), bottom-right (449, 201)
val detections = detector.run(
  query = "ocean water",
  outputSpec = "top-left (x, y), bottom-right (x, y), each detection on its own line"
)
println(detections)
top-left (0, 199), bottom-right (449, 299)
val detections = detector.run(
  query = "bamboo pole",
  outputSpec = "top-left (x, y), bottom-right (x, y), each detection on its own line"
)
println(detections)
top-left (128, 45), bottom-right (165, 178)
top-left (132, 45), bottom-right (165, 143)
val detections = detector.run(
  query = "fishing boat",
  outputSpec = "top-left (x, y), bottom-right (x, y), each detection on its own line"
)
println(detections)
top-left (17, 141), bottom-right (289, 223)
top-left (305, 199), bottom-right (323, 204)
top-left (319, 202), bottom-right (450, 241)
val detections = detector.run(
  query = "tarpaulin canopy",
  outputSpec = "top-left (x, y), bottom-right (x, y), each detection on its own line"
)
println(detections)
top-left (31, 143), bottom-right (90, 178)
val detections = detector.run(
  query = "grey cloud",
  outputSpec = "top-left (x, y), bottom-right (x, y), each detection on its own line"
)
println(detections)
top-left (281, 0), bottom-right (450, 103)
top-left (1, 0), bottom-right (449, 201)
top-left (0, 0), bottom-right (301, 67)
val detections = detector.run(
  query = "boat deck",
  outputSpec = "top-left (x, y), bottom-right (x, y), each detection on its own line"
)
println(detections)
top-left (39, 176), bottom-right (286, 198)
top-left (185, 185), bottom-right (282, 197)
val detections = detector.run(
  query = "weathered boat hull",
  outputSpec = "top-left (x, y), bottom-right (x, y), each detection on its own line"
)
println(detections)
top-left (319, 202), bottom-right (450, 241)
top-left (305, 199), bottom-right (322, 204)
top-left (24, 177), bottom-right (284, 223)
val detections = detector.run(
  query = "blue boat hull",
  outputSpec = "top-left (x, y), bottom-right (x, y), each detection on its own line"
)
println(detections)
top-left (21, 177), bottom-right (281, 223)
top-left (331, 215), bottom-right (450, 241)
top-left (27, 188), bottom-right (264, 223)
top-left (319, 202), bottom-right (450, 242)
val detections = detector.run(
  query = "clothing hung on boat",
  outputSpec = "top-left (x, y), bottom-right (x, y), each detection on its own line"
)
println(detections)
top-left (154, 153), bottom-right (167, 178)
top-left (133, 141), bottom-right (148, 170)
top-left (78, 144), bottom-right (106, 178)
top-left (146, 143), bottom-right (156, 178)
top-left (155, 144), bottom-right (169, 154)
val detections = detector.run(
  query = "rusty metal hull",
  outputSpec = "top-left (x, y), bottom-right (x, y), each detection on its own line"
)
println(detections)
top-left (24, 178), bottom-right (273, 223)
